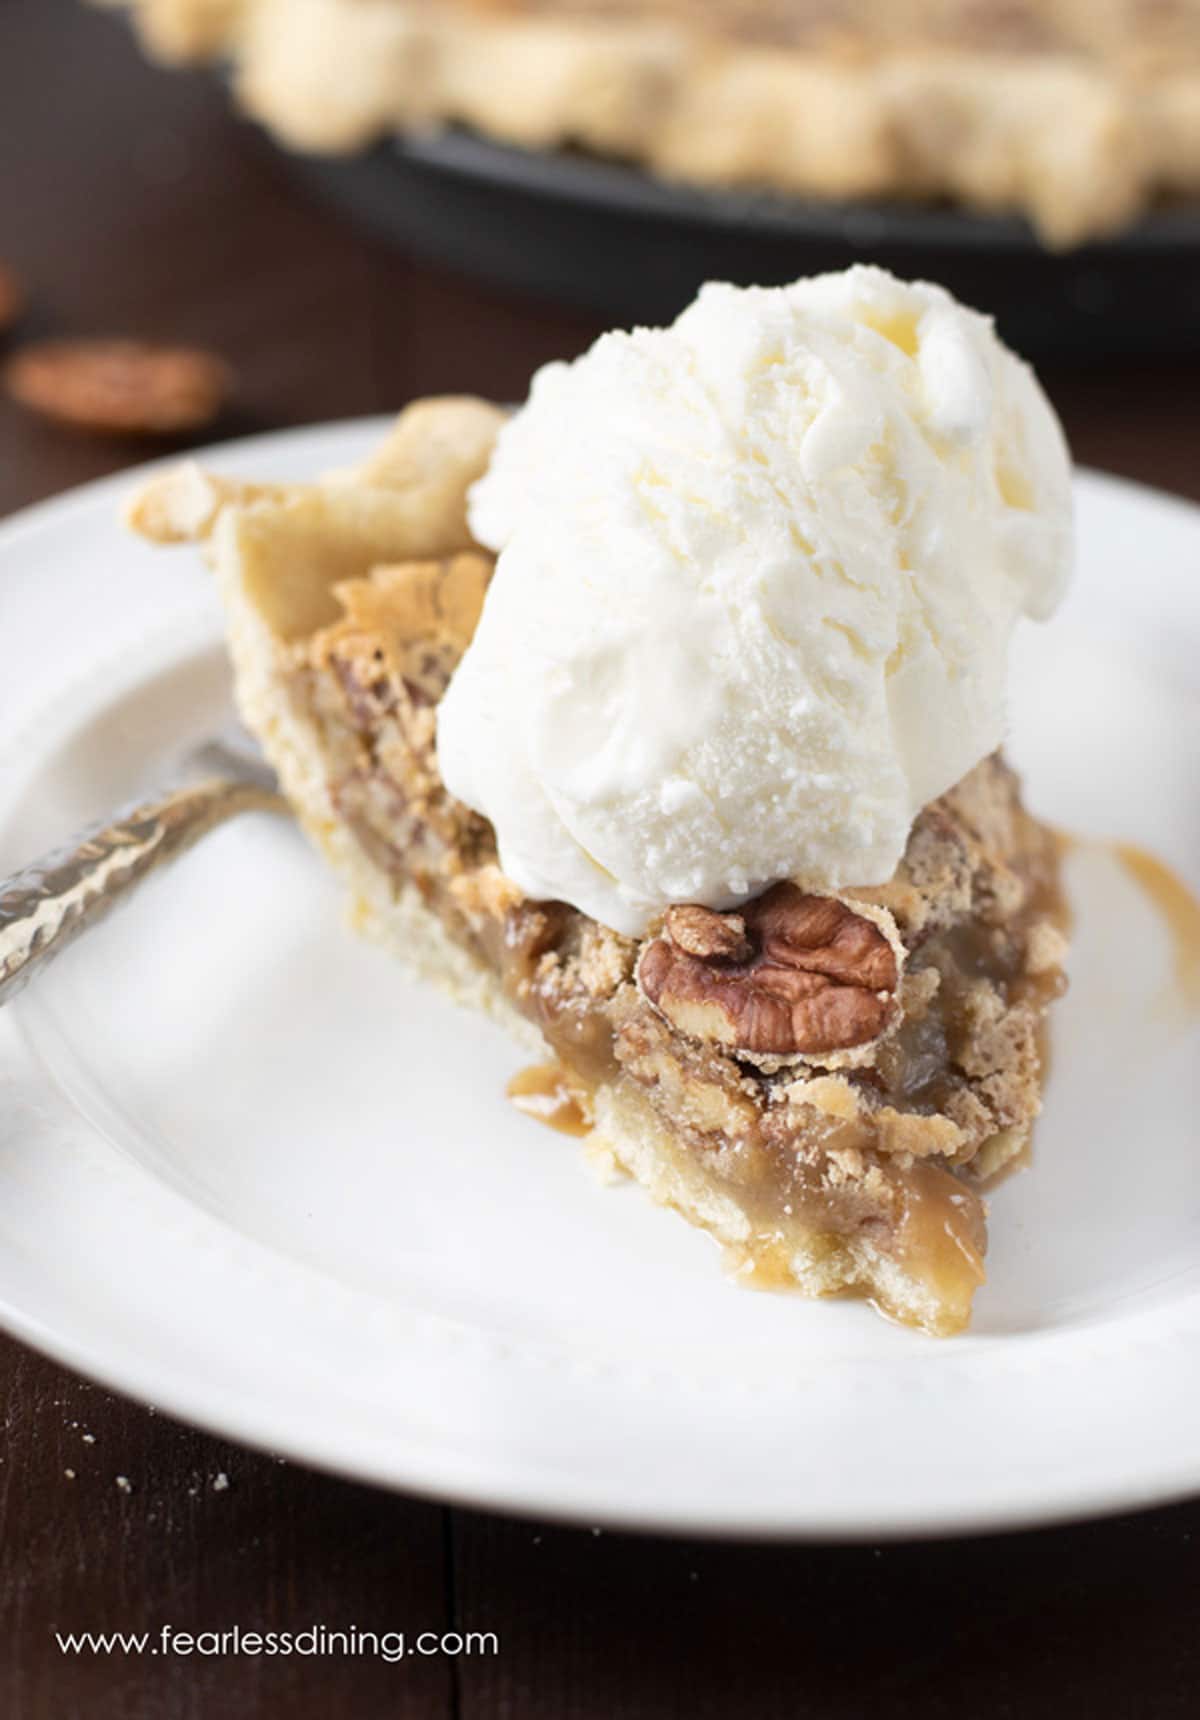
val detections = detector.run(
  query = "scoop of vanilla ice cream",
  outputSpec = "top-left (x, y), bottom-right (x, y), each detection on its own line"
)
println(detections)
top-left (436, 265), bottom-right (1072, 938)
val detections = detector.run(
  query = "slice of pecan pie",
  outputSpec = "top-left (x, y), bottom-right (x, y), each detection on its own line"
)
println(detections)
top-left (129, 396), bottom-right (1068, 1335)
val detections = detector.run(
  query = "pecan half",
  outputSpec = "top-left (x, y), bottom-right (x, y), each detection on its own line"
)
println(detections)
top-left (662, 904), bottom-right (750, 962)
top-left (638, 883), bottom-right (901, 1059)
top-left (0, 264), bottom-right (24, 334)
top-left (5, 338), bottom-right (231, 435)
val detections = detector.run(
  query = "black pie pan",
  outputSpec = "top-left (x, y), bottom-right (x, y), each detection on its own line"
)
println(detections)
top-left (287, 126), bottom-right (1200, 355)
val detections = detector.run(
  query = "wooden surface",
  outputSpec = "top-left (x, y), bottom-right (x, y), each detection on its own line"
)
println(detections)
top-left (3, 3), bottom-right (1200, 1715)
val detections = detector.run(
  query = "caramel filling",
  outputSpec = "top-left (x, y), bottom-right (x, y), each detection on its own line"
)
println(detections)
top-left (726, 1157), bottom-right (985, 1334)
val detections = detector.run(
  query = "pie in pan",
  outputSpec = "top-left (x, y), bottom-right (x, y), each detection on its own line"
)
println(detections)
top-left (104, 0), bottom-right (1200, 244)
top-left (128, 393), bottom-right (1067, 1337)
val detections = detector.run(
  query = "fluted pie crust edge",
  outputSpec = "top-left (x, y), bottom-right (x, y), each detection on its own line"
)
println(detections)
top-left (99, 0), bottom-right (1200, 245)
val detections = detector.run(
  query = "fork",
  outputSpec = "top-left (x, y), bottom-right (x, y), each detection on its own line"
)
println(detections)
top-left (0, 730), bottom-right (282, 1008)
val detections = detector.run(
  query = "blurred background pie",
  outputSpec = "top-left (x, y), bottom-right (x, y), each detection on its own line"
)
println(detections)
top-left (102, 0), bottom-right (1200, 243)
top-left (96, 0), bottom-right (1200, 349)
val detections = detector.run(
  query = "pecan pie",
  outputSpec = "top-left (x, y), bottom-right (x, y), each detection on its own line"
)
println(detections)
top-left (106, 0), bottom-right (1200, 243)
top-left (128, 397), bottom-right (1067, 1335)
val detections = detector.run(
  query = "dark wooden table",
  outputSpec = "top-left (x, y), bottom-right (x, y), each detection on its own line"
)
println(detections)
top-left (3, 3), bottom-right (1200, 1716)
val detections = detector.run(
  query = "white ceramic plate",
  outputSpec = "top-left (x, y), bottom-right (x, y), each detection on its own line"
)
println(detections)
top-left (2, 420), bottom-right (1198, 1541)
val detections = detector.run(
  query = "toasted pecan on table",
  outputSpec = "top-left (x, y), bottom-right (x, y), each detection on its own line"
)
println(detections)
top-left (4, 338), bottom-right (231, 435)
top-left (0, 264), bottom-right (25, 333)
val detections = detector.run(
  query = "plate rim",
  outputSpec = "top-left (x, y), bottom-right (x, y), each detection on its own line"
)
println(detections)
top-left (2, 419), bottom-right (1199, 1542)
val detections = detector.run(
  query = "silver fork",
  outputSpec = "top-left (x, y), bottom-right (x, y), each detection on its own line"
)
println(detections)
top-left (0, 730), bottom-right (282, 1008)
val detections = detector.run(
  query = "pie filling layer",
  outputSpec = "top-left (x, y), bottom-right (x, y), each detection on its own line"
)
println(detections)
top-left (286, 550), bottom-right (1067, 1336)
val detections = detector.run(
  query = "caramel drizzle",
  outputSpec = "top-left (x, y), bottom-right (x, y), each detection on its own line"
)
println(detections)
top-left (1112, 843), bottom-right (1200, 1010)
top-left (1059, 832), bottom-right (1200, 1015)
top-left (507, 1063), bottom-right (594, 1137)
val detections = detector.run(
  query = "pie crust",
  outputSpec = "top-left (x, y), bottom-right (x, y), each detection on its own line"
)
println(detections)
top-left (104, 0), bottom-right (1200, 244)
top-left (127, 397), bottom-right (1069, 1335)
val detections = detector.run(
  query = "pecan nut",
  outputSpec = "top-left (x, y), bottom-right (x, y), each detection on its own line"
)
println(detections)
top-left (5, 338), bottom-right (231, 436)
top-left (638, 883), bottom-right (901, 1059)
top-left (0, 263), bottom-right (25, 334)
top-left (662, 903), bottom-right (750, 962)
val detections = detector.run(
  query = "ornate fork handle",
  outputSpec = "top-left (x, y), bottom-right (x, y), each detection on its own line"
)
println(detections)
top-left (0, 777), bottom-right (282, 1008)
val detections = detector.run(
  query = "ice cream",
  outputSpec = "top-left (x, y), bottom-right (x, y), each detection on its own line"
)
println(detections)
top-left (436, 265), bottom-right (1073, 938)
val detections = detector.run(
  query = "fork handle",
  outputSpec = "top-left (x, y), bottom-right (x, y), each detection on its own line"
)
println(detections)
top-left (0, 776), bottom-right (281, 1008)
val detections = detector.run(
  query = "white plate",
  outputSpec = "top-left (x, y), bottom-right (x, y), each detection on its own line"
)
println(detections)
top-left (1, 420), bottom-right (1198, 1540)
